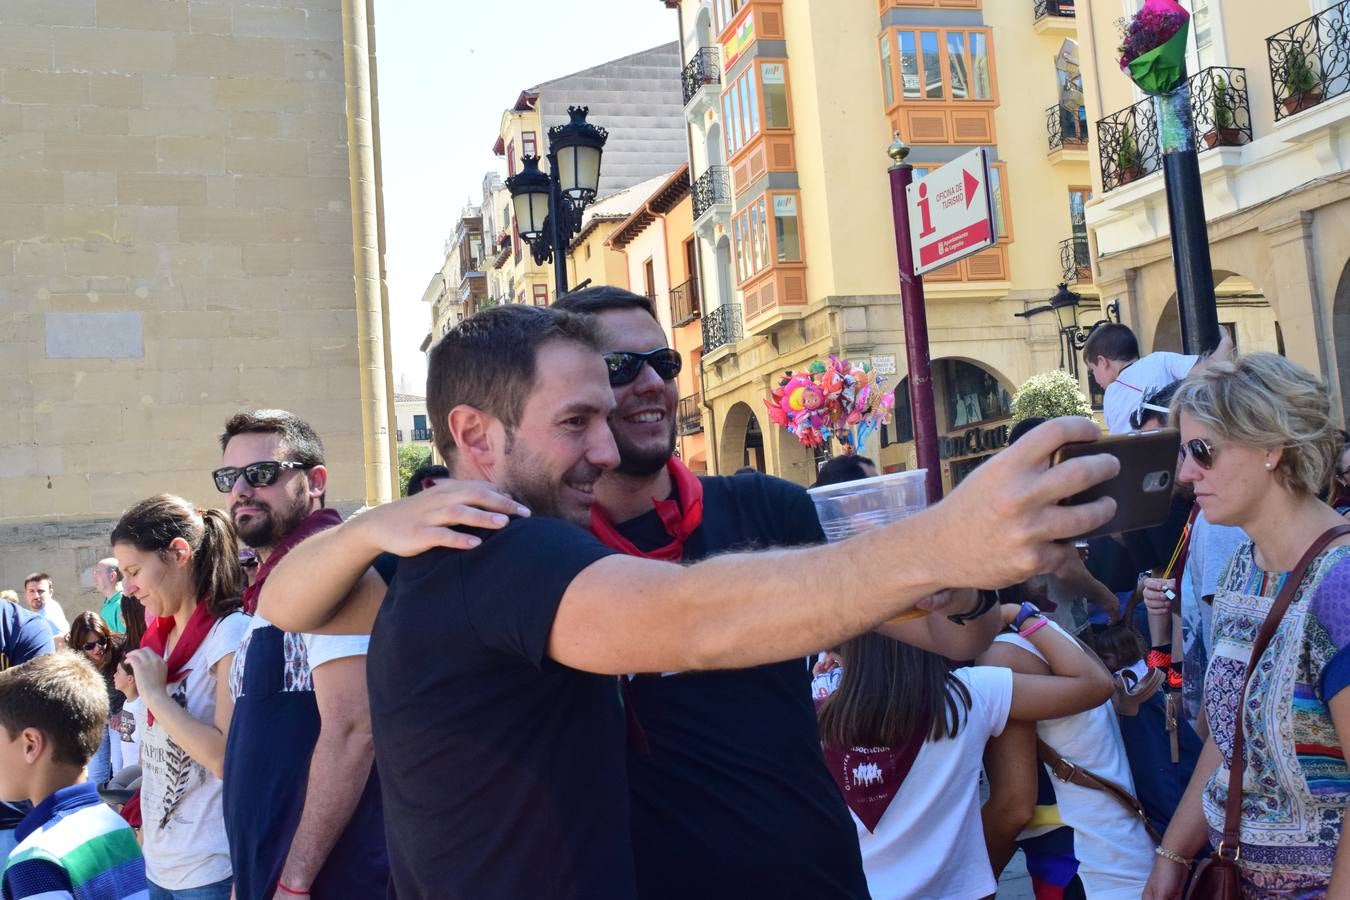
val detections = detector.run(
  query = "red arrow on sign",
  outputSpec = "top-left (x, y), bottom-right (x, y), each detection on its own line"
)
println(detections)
top-left (963, 169), bottom-right (980, 209)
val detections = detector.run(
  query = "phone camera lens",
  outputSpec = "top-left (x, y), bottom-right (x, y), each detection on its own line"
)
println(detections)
top-left (1159, 471), bottom-right (1171, 488)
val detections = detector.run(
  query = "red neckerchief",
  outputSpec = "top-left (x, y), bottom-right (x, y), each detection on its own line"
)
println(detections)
top-left (140, 599), bottom-right (215, 726)
top-left (589, 458), bottom-right (704, 562)
top-left (241, 508), bottom-right (343, 613)
top-left (822, 737), bottom-right (927, 833)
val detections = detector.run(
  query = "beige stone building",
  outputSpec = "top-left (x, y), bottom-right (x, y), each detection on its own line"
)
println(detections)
top-left (1077, 0), bottom-right (1350, 409)
top-left (0, 0), bottom-right (393, 613)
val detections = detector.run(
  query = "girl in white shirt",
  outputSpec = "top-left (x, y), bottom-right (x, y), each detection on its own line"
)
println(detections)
top-left (817, 596), bottom-right (1113, 900)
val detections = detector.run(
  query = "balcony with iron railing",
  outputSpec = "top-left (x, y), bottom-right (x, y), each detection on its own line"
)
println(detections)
top-left (692, 166), bottom-right (732, 222)
top-left (1033, 0), bottom-right (1075, 33)
top-left (1046, 103), bottom-right (1089, 153)
top-left (682, 47), bottom-right (721, 107)
top-left (702, 303), bottom-right (743, 355)
top-left (1268, 0), bottom-right (1350, 121)
top-left (1097, 66), bottom-right (1252, 191)
top-left (678, 393), bottom-right (704, 436)
top-left (670, 277), bottom-right (701, 328)
top-left (1060, 235), bottom-right (1091, 284)
top-left (411, 427), bottom-right (432, 442)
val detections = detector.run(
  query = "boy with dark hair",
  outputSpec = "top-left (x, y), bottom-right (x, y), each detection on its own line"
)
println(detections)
top-left (0, 653), bottom-right (146, 899)
top-left (1082, 322), bottom-right (1231, 435)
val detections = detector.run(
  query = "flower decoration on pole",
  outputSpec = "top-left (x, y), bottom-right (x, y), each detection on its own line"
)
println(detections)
top-left (1118, 0), bottom-right (1190, 96)
top-left (764, 355), bottom-right (896, 454)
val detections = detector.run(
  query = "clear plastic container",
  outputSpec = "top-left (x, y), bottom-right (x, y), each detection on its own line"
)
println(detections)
top-left (807, 469), bottom-right (928, 543)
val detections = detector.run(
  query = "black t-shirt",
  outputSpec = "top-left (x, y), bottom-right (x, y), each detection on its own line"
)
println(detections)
top-left (1, 603), bottom-right (56, 829)
top-left (620, 473), bottom-right (869, 900)
top-left (367, 516), bottom-right (632, 900)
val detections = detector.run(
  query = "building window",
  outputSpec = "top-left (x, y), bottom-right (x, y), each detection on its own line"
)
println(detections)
top-left (721, 60), bottom-right (792, 161)
top-left (885, 27), bottom-right (997, 107)
top-left (943, 360), bottom-right (1011, 430)
top-left (732, 191), bottom-right (803, 284)
top-left (506, 140), bottom-right (516, 177)
top-left (713, 0), bottom-right (746, 35)
top-left (773, 194), bottom-right (801, 262)
top-left (532, 284), bottom-right (549, 306)
top-left (1068, 187), bottom-right (1091, 242)
top-left (522, 131), bottom-right (537, 158)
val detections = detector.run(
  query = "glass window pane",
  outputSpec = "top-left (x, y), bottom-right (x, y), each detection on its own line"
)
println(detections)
top-left (969, 32), bottom-right (992, 100)
top-left (947, 33), bottom-right (969, 100)
top-left (773, 194), bottom-right (801, 262)
top-left (899, 32), bottom-right (920, 100)
top-left (729, 82), bottom-right (743, 152)
top-left (990, 165), bottom-right (1006, 240)
top-left (880, 34), bottom-right (895, 107)
top-left (743, 72), bottom-right (760, 138)
top-left (759, 199), bottom-right (770, 270)
top-left (760, 63), bottom-right (789, 129)
top-left (733, 216), bottom-right (746, 281)
top-left (751, 201), bottom-right (764, 272)
top-left (920, 32), bottom-right (943, 99)
top-left (722, 93), bottom-right (735, 155)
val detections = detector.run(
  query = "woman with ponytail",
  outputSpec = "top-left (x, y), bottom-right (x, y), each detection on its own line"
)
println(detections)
top-left (112, 495), bottom-right (249, 900)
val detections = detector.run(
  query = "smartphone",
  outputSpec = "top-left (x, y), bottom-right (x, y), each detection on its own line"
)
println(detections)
top-left (1051, 428), bottom-right (1181, 542)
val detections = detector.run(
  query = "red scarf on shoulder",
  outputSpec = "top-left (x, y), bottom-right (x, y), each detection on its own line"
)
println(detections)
top-left (589, 458), bottom-right (704, 562)
top-left (242, 508), bottom-right (343, 614)
top-left (139, 598), bottom-right (216, 727)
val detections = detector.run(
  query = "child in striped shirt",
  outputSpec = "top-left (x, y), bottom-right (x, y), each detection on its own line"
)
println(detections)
top-left (0, 652), bottom-right (146, 900)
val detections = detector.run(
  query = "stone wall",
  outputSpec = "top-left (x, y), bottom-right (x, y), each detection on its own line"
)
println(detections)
top-left (0, 0), bottom-right (386, 606)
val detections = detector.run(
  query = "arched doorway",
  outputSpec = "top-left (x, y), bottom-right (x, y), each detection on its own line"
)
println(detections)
top-left (934, 358), bottom-right (1015, 488)
top-left (1334, 259), bottom-right (1350, 421)
top-left (1153, 272), bottom-right (1282, 356)
top-left (720, 402), bottom-right (767, 473)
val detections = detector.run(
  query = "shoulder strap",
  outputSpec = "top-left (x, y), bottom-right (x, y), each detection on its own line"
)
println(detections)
top-left (1037, 738), bottom-right (1162, 845)
top-left (1218, 523), bottom-right (1350, 858)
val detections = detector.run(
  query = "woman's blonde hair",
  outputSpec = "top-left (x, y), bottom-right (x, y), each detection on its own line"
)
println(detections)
top-left (0, 590), bottom-right (17, 604)
top-left (1171, 353), bottom-right (1339, 498)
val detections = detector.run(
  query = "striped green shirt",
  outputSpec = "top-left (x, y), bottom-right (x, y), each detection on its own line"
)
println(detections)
top-left (2, 783), bottom-right (146, 900)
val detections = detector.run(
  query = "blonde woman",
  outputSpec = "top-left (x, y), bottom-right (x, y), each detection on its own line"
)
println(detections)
top-left (0, 590), bottom-right (18, 604)
top-left (1144, 354), bottom-right (1350, 898)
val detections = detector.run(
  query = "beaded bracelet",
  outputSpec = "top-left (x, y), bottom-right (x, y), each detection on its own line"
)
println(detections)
top-left (1019, 616), bottom-right (1049, 639)
top-left (1154, 845), bottom-right (1192, 867)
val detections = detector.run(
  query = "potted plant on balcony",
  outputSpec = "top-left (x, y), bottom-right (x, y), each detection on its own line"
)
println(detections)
top-left (1202, 75), bottom-right (1243, 147)
top-left (1281, 44), bottom-right (1323, 115)
top-left (1116, 123), bottom-right (1144, 185)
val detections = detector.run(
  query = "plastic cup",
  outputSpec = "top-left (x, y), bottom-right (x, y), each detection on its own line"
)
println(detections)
top-left (808, 469), bottom-right (929, 622)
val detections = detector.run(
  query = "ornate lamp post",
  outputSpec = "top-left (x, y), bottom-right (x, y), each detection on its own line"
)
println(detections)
top-left (505, 106), bottom-right (608, 298)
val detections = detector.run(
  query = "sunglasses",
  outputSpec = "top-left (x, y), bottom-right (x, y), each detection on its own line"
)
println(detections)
top-left (1178, 438), bottom-right (1217, 470)
top-left (603, 348), bottom-right (682, 387)
top-left (82, 638), bottom-right (107, 652)
top-left (212, 460), bottom-right (309, 493)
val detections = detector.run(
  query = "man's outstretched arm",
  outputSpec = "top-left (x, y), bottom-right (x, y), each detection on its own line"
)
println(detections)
top-left (550, 418), bottom-right (1118, 675)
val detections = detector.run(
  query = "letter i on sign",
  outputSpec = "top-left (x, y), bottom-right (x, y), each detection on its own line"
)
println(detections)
top-left (916, 181), bottom-right (936, 239)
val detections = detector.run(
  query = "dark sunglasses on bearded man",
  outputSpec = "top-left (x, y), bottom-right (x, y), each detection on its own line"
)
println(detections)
top-left (603, 348), bottom-right (683, 386)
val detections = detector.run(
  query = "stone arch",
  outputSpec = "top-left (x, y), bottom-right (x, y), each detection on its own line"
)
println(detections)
top-left (720, 401), bottom-right (767, 473)
top-left (933, 356), bottom-right (1017, 430)
top-left (1334, 259), bottom-right (1350, 422)
top-left (1152, 271), bottom-right (1282, 356)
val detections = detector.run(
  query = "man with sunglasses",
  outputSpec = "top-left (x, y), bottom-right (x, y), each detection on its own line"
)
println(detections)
top-left (215, 410), bottom-right (387, 900)
top-left (257, 303), bottom-right (1119, 899)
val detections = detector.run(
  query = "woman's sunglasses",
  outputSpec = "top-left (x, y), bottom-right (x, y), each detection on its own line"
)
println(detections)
top-left (1178, 438), bottom-right (1216, 470)
top-left (82, 638), bottom-right (107, 652)
top-left (212, 460), bottom-right (309, 493)
top-left (603, 348), bottom-right (682, 387)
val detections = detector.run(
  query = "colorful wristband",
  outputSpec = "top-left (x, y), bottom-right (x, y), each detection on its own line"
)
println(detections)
top-left (1146, 649), bottom-right (1172, 670)
top-left (1019, 616), bottom-right (1049, 639)
top-left (277, 884), bottom-right (308, 897)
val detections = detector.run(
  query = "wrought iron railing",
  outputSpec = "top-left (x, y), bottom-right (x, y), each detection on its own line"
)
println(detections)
top-left (396, 429), bottom-right (403, 443)
top-left (411, 427), bottom-right (432, 442)
top-left (682, 47), bottom-right (721, 106)
top-left (702, 303), bottom-right (743, 353)
top-left (678, 394), bottom-right (704, 435)
top-left (1046, 104), bottom-right (1089, 151)
top-left (1268, 0), bottom-right (1350, 120)
top-left (1060, 235), bottom-right (1091, 284)
top-left (692, 166), bottom-right (732, 220)
top-left (1096, 66), bottom-right (1252, 191)
top-left (1190, 66), bottom-right (1253, 148)
top-left (1033, 0), bottom-right (1075, 21)
top-left (670, 277), bottom-right (701, 327)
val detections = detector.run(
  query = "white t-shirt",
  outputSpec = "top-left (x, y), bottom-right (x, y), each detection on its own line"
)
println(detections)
top-left (997, 627), bottom-right (1153, 899)
top-left (848, 666), bottom-right (1013, 900)
top-left (113, 697), bottom-right (143, 770)
top-left (1103, 351), bottom-right (1198, 434)
top-left (138, 611), bottom-right (249, 890)
top-left (228, 613), bottom-right (370, 700)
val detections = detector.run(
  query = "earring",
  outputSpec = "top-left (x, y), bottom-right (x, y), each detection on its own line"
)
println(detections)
top-left (1264, 462), bottom-right (1273, 470)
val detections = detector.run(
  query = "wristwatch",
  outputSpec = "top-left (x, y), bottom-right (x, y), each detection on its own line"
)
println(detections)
top-left (1011, 601), bottom-right (1043, 633)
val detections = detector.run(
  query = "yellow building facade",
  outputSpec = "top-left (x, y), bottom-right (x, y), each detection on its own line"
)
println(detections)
top-left (1076, 0), bottom-right (1350, 414)
top-left (663, 0), bottom-right (1107, 488)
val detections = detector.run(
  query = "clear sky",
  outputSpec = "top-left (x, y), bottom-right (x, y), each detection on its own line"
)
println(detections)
top-left (376, 1), bottom-right (678, 396)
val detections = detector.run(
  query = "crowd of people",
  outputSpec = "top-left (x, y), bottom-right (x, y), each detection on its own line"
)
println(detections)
top-left (0, 287), bottom-right (1348, 899)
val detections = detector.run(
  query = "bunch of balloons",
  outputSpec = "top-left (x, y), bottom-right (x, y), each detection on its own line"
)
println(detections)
top-left (764, 355), bottom-right (896, 453)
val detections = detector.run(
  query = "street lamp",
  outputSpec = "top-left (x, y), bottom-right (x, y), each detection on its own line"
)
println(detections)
top-left (505, 106), bottom-right (608, 299)
top-left (1014, 282), bottom-right (1120, 379)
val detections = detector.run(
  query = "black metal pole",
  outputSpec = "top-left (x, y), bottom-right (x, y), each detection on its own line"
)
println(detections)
top-left (548, 150), bottom-right (569, 298)
top-left (1156, 86), bottom-right (1220, 355)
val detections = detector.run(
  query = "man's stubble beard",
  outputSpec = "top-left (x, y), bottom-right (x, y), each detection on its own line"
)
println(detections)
top-left (233, 489), bottom-right (311, 550)
top-left (612, 420), bottom-right (677, 478)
